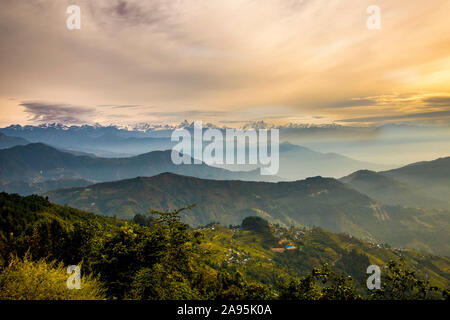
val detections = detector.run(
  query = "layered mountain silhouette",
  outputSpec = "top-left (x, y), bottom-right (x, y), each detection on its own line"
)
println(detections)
top-left (340, 169), bottom-right (449, 209)
top-left (0, 143), bottom-right (275, 195)
top-left (382, 157), bottom-right (450, 204)
top-left (340, 157), bottom-right (450, 209)
top-left (0, 124), bottom-right (173, 157)
top-left (1, 138), bottom-right (449, 255)
top-left (276, 142), bottom-right (389, 180)
top-left (0, 132), bottom-right (29, 149)
top-left (1, 124), bottom-right (394, 176)
top-left (46, 172), bottom-right (450, 256)
top-left (0, 178), bottom-right (93, 195)
top-left (203, 142), bottom-right (390, 180)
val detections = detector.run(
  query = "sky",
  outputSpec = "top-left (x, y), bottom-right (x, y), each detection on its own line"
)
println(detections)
top-left (0, 0), bottom-right (449, 127)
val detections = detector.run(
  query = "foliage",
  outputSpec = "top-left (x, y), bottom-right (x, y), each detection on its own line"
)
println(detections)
top-left (0, 255), bottom-right (105, 300)
top-left (132, 213), bottom-right (154, 227)
top-left (278, 264), bottom-right (360, 300)
top-left (242, 216), bottom-right (271, 235)
top-left (214, 270), bottom-right (274, 300)
top-left (0, 193), bottom-right (449, 300)
top-left (368, 259), bottom-right (441, 300)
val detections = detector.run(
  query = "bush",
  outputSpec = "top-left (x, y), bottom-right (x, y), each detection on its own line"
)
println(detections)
top-left (368, 259), bottom-right (442, 300)
top-left (129, 264), bottom-right (199, 300)
top-left (241, 216), bottom-right (271, 235)
top-left (278, 264), bottom-right (360, 300)
top-left (0, 255), bottom-right (105, 300)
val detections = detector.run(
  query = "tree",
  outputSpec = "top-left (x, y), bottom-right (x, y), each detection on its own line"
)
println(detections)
top-left (125, 205), bottom-right (204, 299)
top-left (132, 214), bottom-right (154, 227)
top-left (368, 259), bottom-right (441, 300)
top-left (278, 264), bottom-right (360, 300)
top-left (215, 270), bottom-right (274, 300)
top-left (241, 216), bottom-right (271, 235)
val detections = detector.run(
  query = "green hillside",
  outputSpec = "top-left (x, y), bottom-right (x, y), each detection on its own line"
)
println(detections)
top-left (0, 192), bottom-right (448, 300)
top-left (46, 173), bottom-right (450, 256)
top-left (199, 223), bottom-right (450, 290)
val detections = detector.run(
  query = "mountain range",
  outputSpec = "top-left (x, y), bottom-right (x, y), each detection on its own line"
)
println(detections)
top-left (0, 124), bottom-right (173, 157)
top-left (0, 132), bottom-right (29, 149)
top-left (382, 157), bottom-right (450, 204)
top-left (273, 142), bottom-right (389, 180)
top-left (340, 168), bottom-right (450, 209)
top-left (1, 127), bottom-right (448, 256)
top-left (2, 122), bottom-right (449, 165)
top-left (0, 143), bottom-right (274, 195)
top-left (202, 141), bottom-right (390, 180)
top-left (45, 171), bottom-right (450, 256)
top-left (0, 140), bottom-right (390, 193)
top-left (0, 123), bottom-right (395, 180)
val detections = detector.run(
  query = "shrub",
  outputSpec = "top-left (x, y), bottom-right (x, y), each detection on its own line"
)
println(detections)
top-left (241, 216), bottom-right (271, 235)
top-left (0, 255), bottom-right (105, 300)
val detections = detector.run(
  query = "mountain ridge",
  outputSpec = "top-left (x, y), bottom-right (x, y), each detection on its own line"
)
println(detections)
top-left (340, 169), bottom-right (449, 209)
top-left (340, 157), bottom-right (450, 209)
top-left (0, 132), bottom-right (29, 149)
top-left (0, 143), bottom-right (276, 194)
top-left (45, 172), bottom-right (450, 256)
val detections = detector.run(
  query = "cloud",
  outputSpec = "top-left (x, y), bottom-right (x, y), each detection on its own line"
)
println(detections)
top-left (0, 0), bottom-right (449, 126)
top-left (89, 0), bottom-right (178, 30)
top-left (422, 96), bottom-right (450, 107)
top-left (20, 102), bottom-right (96, 124)
top-left (98, 104), bottom-right (144, 109)
top-left (329, 99), bottom-right (378, 109)
top-left (146, 109), bottom-right (228, 120)
top-left (338, 109), bottom-right (450, 123)
top-left (111, 105), bottom-right (143, 109)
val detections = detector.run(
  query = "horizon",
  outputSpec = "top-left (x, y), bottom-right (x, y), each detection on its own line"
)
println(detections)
top-left (3, 119), bottom-right (449, 130)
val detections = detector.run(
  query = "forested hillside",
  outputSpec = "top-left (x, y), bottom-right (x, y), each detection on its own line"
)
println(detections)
top-left (46, 173), bottom-right (450, 256)
top-left (0, 193), bottom-right (448, 300)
